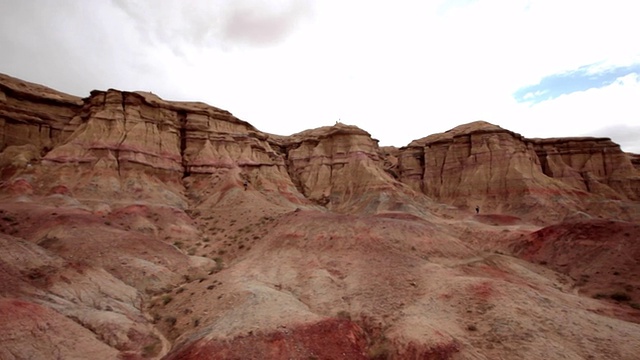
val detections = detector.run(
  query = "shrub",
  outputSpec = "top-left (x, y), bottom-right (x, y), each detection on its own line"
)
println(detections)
top-left (336, 310), bottom-right (351, 320)
top-left (2, 215), bottom-right (16, 222)
top-left (162, 295), bottom-right (173, 305)
top-left (610, 292), bottom-right (631, 302)
top-left (143, 341), bottom-right (160, 357)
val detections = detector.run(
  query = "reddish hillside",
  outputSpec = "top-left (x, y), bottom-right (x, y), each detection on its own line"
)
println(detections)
top-left (1, 72), bottom-right (640, 359)
top-left (512, 219), bottom-right (640, 315)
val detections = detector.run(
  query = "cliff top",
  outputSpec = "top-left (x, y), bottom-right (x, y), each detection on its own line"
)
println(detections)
top-left (0, 73), bottom-right (82, 106)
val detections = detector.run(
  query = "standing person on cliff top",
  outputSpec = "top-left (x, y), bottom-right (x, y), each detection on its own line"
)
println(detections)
top-left (475, 206), bottom-right (480, 214)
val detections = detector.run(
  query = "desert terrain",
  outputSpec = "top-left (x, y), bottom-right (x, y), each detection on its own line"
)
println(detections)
top-left (1, 72), bottom-right (639, 359)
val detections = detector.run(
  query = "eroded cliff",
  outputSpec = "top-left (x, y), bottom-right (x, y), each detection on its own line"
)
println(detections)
top-left (393, 121), bottom-right (640, 220)
top-left (2, 73), bottom-right (640, 360)
top-left (2, 74), bottom-right (638, 219)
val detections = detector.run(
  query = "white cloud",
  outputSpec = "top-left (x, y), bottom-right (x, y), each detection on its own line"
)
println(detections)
top-left (493, 73), bottom-right (640, 152)
top-left (0, 0), bottom-right (638, 153)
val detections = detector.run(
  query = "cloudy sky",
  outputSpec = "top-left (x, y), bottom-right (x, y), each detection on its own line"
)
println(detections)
top-left (1, 0), bottom-right (639, 152)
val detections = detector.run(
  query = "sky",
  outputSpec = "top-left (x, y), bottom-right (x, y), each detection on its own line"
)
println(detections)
top-left (0, 0), bottom-right (639, 152)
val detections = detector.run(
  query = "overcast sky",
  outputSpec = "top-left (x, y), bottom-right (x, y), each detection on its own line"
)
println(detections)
top-left (1, 0), bottom-right (639, 152)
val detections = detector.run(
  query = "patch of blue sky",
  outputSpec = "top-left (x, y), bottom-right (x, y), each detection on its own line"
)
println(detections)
top-left (513, 63), bottom-right (640, 104)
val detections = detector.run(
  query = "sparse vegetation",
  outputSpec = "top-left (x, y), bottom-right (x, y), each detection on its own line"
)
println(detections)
top-left (336, 310), bottom-right (351, 320)
top-left (165, 316), bottom-right (177, 326)
top-left (610, 292), bottom-right (631, 302)
top-left (213, 257), bottom-right (224, 271)
top-left (162, 295), bottom-right (173, 305)
top-left (368, 341), bottom-right (392, 360)
top-left (2, 215), bottom-right (16, 222)
top-left (142, 339), bottom-right (161, 358)
top-left (593, 292), bottom-right (632, 302)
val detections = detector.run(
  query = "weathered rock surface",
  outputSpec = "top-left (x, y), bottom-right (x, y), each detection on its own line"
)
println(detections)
top-left (630, 153), bottom-right (640, 171)
top-left (533, 137), bottom-right (640, 200)
top-left (511, 219), bottom-right (640, 306)
top-left (2, 73), bottom-right (640, 359)
top-left (0, 73), bottom-right (82, 152)
top-left (393, 121), bottom-right (640, 221)
top-left (2, 74), bottom-right (639, 218)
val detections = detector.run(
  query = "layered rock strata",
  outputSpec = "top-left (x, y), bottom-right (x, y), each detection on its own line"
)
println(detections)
top-left (394, 121), bottom-right (640, 216)
top-left (0, 73), bottom-right (417, 212)
top-left (2, 73), bottom-right (639, 216)
top-left (3, 73), bottom-right (640, 359)
top-left (533, 137), bottom-right (640, 200)
top-left (0, 73), bottom-right (82, 152)
top-left (280, 124), bottom-right (399, 210)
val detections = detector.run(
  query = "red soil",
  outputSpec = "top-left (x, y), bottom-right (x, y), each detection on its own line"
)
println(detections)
top-left (163, 318), bottom-right (368, 360)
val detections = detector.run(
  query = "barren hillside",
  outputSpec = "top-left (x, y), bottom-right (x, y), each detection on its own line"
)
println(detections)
top-left (1, 72), bottom-right (639, 359)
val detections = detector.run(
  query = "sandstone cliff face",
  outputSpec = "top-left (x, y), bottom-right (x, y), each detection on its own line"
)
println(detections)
top-left (394, 121), bottom-right (640, 219)
top-left (8, 86), bottom-right (304, 207)
top-left (397, 122), bottom-right (571, 215)
top-left (533, 138), bottom-right (640, 200)
top-left (281, 124), bottom-right (401, 212)
top-left (4, 73), bottom-right (638, 218)
top-left (630, 153), bottom-right (640, 171)
top-left (0, 73), bottom-right (82, 153)
top-left (1, 72), bottom-right (417, 214)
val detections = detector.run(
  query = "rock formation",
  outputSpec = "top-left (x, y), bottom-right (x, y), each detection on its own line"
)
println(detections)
top-left (2, 72), bottom-right (640, 360)
top-left (392, 121), bottom-right (640, 222)
top-left (533, 137), bottom-right (640, 200)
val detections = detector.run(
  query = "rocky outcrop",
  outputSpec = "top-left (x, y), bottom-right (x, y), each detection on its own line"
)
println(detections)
top-left (44, 90), bottom-right (184, 172)
top-left (532, 137), bottom-right (640, 203)
top-left (394, 121), bottom-right (640, 218)
top-left (42, 89), bottom-right (284, 174)
top-left (280, 124), bottom-right (399, 211)
top-left (0, 73), bottom-right (82, 153)
top-left (533, 138), bottom-right (640, 200)
top-left (0, 81), bottom-right (303, 206)
top-left (5, 73), bottom-right (637, 215)
top-left (397, 122), bottom-right (569, 213)
top-left (1, 73), bottom-right (421, 213)
top-left (630, 153), bottom-right (640, 171)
